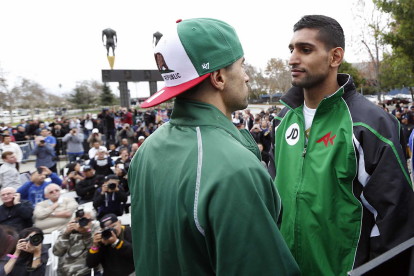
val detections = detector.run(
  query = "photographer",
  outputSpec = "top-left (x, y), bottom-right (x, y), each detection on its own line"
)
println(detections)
top-left (62, 128), bottom-right (85, 162)
top-left (31, 138), bottom-right (57, 173)
top-left (89, 149), bottom-right (113, 177)
top-left (53, 209), bottom-right (100, 276)
top-left (116, 124), bottom-right (134, 145)
top-left (93, 175), bottom-right (127, 220)
top-left (1, 227), bottom-right (48, 276)
top-left (86, 214), bottom-right (134, 276)
top-left (75, 166), bottom-right (104, 204)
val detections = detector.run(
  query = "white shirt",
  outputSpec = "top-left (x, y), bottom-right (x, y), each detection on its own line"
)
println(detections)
top-left (303, 102), bottom-right (316, 143)
top-left (0, 142), bottom-right (23, 162)
top-left (0, 162), bottom-right (21, 189)
top-left (88, 146), bottom-right (108, 159)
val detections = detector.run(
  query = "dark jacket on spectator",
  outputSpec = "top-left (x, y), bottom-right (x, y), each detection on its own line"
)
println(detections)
top-left (0, 200), bottom-right (33, 232)
top-left (86, 225), bottom-right (134, 276)
top-left (76, 174), bottom-right (105, 202)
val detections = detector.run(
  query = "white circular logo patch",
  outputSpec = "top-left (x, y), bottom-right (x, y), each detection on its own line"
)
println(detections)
top-left (285, 123), bottom-right (300, 146)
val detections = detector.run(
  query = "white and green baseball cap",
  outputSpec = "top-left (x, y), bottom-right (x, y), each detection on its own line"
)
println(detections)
top-left (141, 18), bottom-right (244, 108)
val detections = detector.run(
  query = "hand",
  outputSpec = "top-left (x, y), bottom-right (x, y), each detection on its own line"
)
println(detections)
top-left (41, 166), bottom-right (52, 176)
top-left (92, 232), bottom-right (102, 247)
top-left (101, 184), bottom-right (108, 194)
top-left (65, 221), bottom-right (78, 234)
top-left (13, 193), bottom-right (21, 205)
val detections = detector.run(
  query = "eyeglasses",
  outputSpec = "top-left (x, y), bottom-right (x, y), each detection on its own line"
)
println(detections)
top-left (49, 189), bottom-right (60, 194)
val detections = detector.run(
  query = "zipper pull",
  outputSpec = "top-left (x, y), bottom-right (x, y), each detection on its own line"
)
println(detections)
top-left (302, 147), bottom-right (307, 157)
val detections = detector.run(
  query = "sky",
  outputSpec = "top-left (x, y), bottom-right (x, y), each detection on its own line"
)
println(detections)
top-left (0, 0), bottom-right (375, 99)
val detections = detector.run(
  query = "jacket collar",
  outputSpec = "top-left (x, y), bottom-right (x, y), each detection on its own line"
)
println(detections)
top-left (281, 74), bottom-right (355, 111)
top-left (170, 99), bottom-right (261, 160)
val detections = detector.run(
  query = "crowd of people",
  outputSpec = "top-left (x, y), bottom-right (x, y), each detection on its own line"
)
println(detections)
top-left (0, 106), bottom-right (173, 275)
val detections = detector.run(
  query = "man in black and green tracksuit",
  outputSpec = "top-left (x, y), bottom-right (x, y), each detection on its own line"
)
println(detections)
top-left (272, 15), bottom-right (414, 275)
top-left (128, 18), bottom-right (300, 275)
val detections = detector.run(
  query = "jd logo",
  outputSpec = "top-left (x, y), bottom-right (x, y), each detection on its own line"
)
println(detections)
top-left (285, 123), bottom-right (300, 146)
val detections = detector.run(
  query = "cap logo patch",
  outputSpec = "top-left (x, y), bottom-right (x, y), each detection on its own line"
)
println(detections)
top-left (155, 53), bottom-right (174, 73)
top-left (201, 62), bottom-right (209, 70)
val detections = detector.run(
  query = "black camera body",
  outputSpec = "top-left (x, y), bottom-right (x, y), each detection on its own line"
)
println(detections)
top-left (108, 183), bottom-right (117, 190)
top-left (78, 217), bottom-right (91, 227)
top-left (101, 227), bottom-right (115, 240)
top-left (75, 209), bottom-right (85, 218)
top-left (25, 233), bottom-right (44, 246)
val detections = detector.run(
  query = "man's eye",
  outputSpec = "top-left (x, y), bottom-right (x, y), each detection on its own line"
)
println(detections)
top-left (289, 48), bottom-right (294, 54)
top-left (302, 48), bottom-right (312, 53)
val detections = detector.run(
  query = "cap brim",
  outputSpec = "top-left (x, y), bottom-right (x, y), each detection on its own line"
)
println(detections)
top-left (140, 73), bottom-right (211, 108)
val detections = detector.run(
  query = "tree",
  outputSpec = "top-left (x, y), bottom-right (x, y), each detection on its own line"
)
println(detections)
top-left (374, 0), bottom-right (414, 73)
top-left (68, 80), bottom-right (101, 112)
top-left (100, 83), bottom-right (116, 106)
top-left (264, 58), bottom-right (291, 95)
top-left (380, 51), bottom-right (414, 100)
top-left (244, 63), bottom-right (267, 100)
top-left (339, 60), bottom-right (364, 90)
top-left (0, 68), bottom-right (22, 123)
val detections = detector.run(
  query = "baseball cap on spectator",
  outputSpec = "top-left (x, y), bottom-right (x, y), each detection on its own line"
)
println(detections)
top-left (138, 136), bottom-right (145, 141)
top-left (140, 18), bottom-right (244, 108)
top-left (104, 174), bottom-right (118, 182)
top-left (100, 213), bottom-right (118, 228)
top-left (92, 128), bottom-right (99, 134)
top-left (83, 165), bottom-right (93, 171)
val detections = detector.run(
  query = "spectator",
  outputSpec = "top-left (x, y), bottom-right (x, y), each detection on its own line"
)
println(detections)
top-left (120, 107), bottom-right (133, 126)
top-left (93, 175), bottom-right (127, 220)
top-left (134, 126), bottom-right (149, 141)
top-left (0, 134), bottom-right (23, 164)
top-left (62, 128), bottom-right (85, 162)
top-left (115, 138), bottom-right (131, 153)
top-left (114, 165), bottom-right (129, 195)
top-left (36, 129), bottom-right (56, 148)
top-left (1, 227), bottom-right (48, 275)
top-left (137, 136), bottom-right (145, 148)
top-left (34, 122), bottom-right (47, 136)
top-left (0, 187), bottom-right (33, 232)
top-left (100, 108), bottom-right (116, 146)
top-left (129, 143), bottom-right (139, 159)
top-left (114, 149), bottom-right (131, 172)
top-left (87, 128), bottom-right (103, 149)
top-left (81, 114), bottom-right (96, 138)
top-left (89, 149), bottom-right (114, 177)
top-left (31, 139), bottom-right (57, 173)
top-left (62, 162), bottom-right (85, 191)
top-left (17, 166), bottom-right (62, 207)
top-left (86, 214), bottom-right (134, 276)
top-left (88, 141), bottom-right (107, 160)
top-left (52, 209), bottom-right (100, 276)
top-left (116, 124), bottom-right (134, 145)
top-left (0, 225), bottom-right (18, 267)
top-left (33, 184), bottom-right (78, 234)
top-left (51, 123), bottom-right (68, 156)
top-left (0, 151), bottom-right (21, 190)
top-left (259, 120), bottom-right (271, 152)
top-left (76, 166), bottom-right (105, 204)
top-left (14, 126), bottom-right (30, 142)
top-left (107, 143), bottom-right (119, 157)
top-left (258, 142), bottom-right (270, 167)
top-left (69, 117), bottom-right (81, 130)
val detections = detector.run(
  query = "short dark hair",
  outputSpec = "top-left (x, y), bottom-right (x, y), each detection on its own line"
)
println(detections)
top-left (293, 15), bottom-right (345, 51)
top-left (1, 151), bottom-right (14, 160)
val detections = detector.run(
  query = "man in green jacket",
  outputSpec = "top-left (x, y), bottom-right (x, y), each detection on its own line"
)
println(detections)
top-left (128, 18), bottom-right (300, 275)
top-left (272, 15), bottom-right (414, 275)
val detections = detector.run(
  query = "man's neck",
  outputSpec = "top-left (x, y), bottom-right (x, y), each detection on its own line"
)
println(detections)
top-left (303, 75), bottom-right (340, 109)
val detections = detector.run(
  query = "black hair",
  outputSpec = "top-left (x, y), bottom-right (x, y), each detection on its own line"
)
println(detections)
top-left (293, 15), bottom-right (345, 51)
top-left (104, 174), bottom-right (119, 182)
top-left (18, 227), bottom-right (44, 261)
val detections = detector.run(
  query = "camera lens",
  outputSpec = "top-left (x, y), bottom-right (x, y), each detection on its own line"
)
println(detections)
top-left (28, 233), bottom-right (44, 246)
top-left (108, 183), bottom-right (116, 190)
top-left (78, 217), bottom-right (90, 227)
top-left (101, 228), bottom-right (113, 240)
top-left (75, 209), bottom-right (85, 218)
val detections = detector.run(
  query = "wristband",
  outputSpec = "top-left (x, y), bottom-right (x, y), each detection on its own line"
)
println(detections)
top-left (7, 254), bottom-right (18, 259)
top-left (90, 246), bottom-right (99, 251)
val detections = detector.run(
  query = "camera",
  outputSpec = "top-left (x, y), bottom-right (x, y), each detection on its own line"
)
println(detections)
top-left (24, 233), bottom-right (44, 246)
top-left (101, 227), bottom-right (115, 240)
top-left (75, 209), bottom-right (85, 218)
top-left (37, 167), bottom-right (43, 174)
top-left (78, 217), bottom-right (91, 227)
top-left (108, 183), bottom-right (117, 190)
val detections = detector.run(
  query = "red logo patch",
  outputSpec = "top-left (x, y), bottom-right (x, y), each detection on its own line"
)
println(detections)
top-left (317, 131), bottom-right (336, 147)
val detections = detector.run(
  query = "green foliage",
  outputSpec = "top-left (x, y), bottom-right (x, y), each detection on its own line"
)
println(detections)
top-left (374, 0), bottom-right (414, 73)
top-left (100, 84), bottom-right (116, 106)
top-left (68, 80), bottom-right (101, 110)
top-left (339, 60), bottom-right (364, 88)
top-left (380, 51), bottom-right (414, 90)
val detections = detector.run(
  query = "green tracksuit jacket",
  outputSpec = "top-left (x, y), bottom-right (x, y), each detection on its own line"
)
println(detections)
top-left (129, 99), bottom-right (300, 275)
top-left (272, 74), bottom-right (414, 275)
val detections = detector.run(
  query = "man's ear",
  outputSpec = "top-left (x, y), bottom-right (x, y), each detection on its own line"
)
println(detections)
top-left (209, 69), bottom-right (225, 91)
top-left (330, 47), bottom-right (344, 68)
